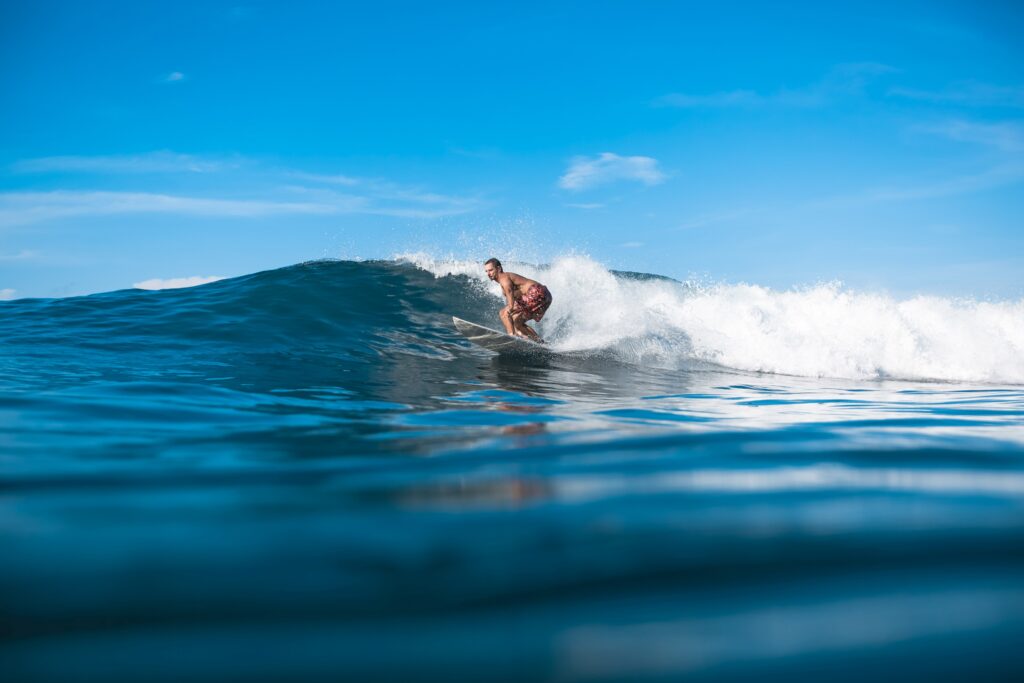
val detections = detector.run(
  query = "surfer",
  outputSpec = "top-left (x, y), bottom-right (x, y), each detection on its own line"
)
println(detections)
top-left (484, 258), bottom-right (552, 342)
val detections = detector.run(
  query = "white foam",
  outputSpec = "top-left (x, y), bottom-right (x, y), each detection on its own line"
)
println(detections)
top-left (399, 254), bottom-right (1024, 384)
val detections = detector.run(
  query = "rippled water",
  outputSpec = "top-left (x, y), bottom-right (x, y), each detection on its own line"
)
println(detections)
top-left (2, 260), bottom-right (1023, 681)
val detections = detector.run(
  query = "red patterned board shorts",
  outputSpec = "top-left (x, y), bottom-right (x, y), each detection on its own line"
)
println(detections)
top-left (513, 284), bottom-right (552, 322)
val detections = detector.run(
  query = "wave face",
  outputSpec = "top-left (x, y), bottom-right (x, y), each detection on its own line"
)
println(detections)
top-left (0, 259), bottom-right (477, 394)
top-left (3, 258), bottom-right (1024, 682)
top-left (405, 254), bottom-right (1024, 384)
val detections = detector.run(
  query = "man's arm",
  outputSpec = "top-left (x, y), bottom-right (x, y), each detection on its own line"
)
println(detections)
top-left (505, 288), bottom-right (518, 318)
top-left (499, 275), bottom-right (516, 313)
top-left (495, 275), bottom-right (518, 335)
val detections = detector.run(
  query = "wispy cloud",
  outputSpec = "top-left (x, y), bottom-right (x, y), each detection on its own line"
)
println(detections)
top-left (11, 151), bottom-right (238, 174)
top-left (889, 81), bottom-right (1024, 109)
top-left (0, 191), bottom-right (339, 227)
top-left (917, 119), bottom-right (1024, 152)
top-left (133, 275), bottom-right (224, 290)
top-left (559, 153), bottom-right (666, 191)
top-left (674, 206), bottom-right (765, 231)
top-left (2, 152), bottom-right (486, 227)
top-left (0, 249), bottom-right (39, 260)
top-left (656, 62), bottom-right (895, 109)
top-left (566, 202), bottom-right (605, 210)
top-left (162, 71), bottom-right (187, 83)
top-left (289, 173), bottom-right (479, 211)
top-left (0, 186), bottom-right (481, 227)
top-left (0, 288), bottom-right (16, 300)
top-left (288, 171), bottom-right (361, 186)
top-left (807, 162), bottom-right (1024, 208)
top-left (671, 162), bottom-right (1024, 235)
top-left (619, 241), bottom-right (644, 248)
top-left (280, 184), bottom-right (482, 218)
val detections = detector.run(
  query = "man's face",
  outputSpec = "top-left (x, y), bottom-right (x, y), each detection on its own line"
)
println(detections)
top-left (485, 264), bottom-right (499, 281)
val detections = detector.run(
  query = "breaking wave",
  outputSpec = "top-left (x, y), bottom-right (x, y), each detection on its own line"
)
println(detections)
top-left (403, 253), bottom-right (1024, 384)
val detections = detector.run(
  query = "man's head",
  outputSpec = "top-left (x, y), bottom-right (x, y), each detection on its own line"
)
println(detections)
top-left (484, 258), bottom-right (502, 281)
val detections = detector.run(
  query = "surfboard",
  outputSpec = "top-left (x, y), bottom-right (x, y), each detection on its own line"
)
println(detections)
top-left (452, 316), bottom-right (553, 357)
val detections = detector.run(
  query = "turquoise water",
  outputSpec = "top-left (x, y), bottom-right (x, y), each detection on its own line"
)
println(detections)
top-left (2, 259), bottom-right (1023, 681)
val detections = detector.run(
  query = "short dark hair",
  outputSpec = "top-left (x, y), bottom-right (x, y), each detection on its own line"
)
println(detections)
top-left (484, 258), bottom-right (502, 270)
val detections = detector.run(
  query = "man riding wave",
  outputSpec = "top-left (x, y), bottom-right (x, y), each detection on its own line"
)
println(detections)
top-left (484, 258), bottom-right (552, 342)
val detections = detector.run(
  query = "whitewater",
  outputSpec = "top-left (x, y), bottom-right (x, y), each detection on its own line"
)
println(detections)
top-left (2, 256), bottom-right (1023, 683)
top-left (404, 253), bottom-right (1024, 384)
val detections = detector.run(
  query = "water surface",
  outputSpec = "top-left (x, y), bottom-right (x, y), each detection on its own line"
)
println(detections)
top-left (2, 260), bottom-right (1023, 681)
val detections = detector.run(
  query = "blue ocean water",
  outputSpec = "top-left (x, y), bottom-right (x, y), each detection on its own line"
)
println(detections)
top-left (2, 258), bottom-right (1023, 682)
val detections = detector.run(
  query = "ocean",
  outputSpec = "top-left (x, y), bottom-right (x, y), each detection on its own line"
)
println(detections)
top-left (2, 256), bottom-right (1023, 682)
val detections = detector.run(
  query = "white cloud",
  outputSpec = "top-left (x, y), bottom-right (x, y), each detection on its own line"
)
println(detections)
top-left (0, 288), bottom-right (16, 300)
top-left (558, 153), bottom-right (666, 191)
top-left (12, 151), bottom-right (237, 174)
top-left (619, 241), bottom-right (644, 248)
top-left (566, 202), bottom-right (605, 210)
top-left (133, 276), bottom-right (225, 290)
top-left (656, 62), bottom-right (895, 109)
top-left (163, 71), bottom-right (187, 83)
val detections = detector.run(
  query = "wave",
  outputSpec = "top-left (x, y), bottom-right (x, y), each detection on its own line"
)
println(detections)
top-left (2, 256), bottom-right (1022, 385)
top-left (402, 254), bottom-right (1024, 384)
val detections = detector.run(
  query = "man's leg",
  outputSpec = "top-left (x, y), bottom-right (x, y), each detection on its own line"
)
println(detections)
top-left (499, 307), bottom-right (515, 335)
top-left (520, 323), bottom-right (541, 341)
top-left (511, 312), bottom-right (542, 341)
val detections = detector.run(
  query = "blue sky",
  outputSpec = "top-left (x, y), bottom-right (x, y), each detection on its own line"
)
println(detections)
top-left (1, 1), bottom-right (1022, 299)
